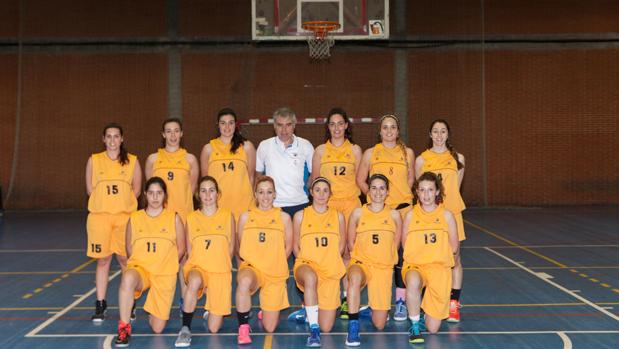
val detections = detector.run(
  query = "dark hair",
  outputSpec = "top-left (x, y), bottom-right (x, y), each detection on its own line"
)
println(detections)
top-left (217, 108), bottom-right (247, 154)
top-left (144, 176), bottom-right (168, 206)
top-left (368, 173), bottom-right (390, 191)
top-left (161, 117), bottom-right (184, 148)
top-left (412, 171), bottom-right (445, 205)
top-left (195, 175), bottom-right (221, 208)
top-left (311, 176), bottom-right (332, 192)
top-left (102, 122), bottom-right (129, 166)
top-left (324, 107), bottom-right (354, 143)
top-left (379, 114), bottom-right (409, 170)
top-left (426, 118), bottom-right (464, 170)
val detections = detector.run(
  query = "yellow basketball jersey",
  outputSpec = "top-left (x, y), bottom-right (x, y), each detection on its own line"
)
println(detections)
top-left (369, 143), bottom-right (412, 208)
top-left (239, 208), bottom-right (288, 281)
top-left (128, 209), bottom-right (179, 275)
top-left (320, 140), bottom-right (360, 201)
top-left (88, 152), bottom-right (138, 214)
top-left (186, 208), bottom-right (233, 273)
top-left (420, 150), bottom-right (465, 213)
top-left (207, 139), bottom-right (254, 219)
top-left (351, 205), bottom-right (397, 268)
top-left (298, 206), bottom-right (346, 279)
top-left (403, 204), bottom-right (454, 267)
top-left (152, 148), bottom-right (193, 220)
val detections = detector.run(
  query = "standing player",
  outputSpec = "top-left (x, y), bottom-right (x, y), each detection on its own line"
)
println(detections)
top-left (415, 119), bottom-right (465, 322)
top-left (293, 177), bottom-right (346, 347)
top-left (115, 177), bottom-right (186, 347)
top-left (356, 115), bottom-right (414, 321)
top-left (86, 123), bottom-right (142, 322)
top-left (235, 176), bottom-right (293, 344)
top-left (200, 108), bottom-right (256, 220)
top-left (401, 172), bottom-right (459, 343)
top-left (345, 174), bottom-right (402, 347)
top-left (145, 117), bottom-right (199, 311)
top-left (311, 108), bottom-right (362, 319)
top-left (174, 176), bottom-right (235, 347)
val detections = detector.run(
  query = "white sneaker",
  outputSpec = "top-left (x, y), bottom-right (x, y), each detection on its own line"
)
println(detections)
top-left (174, 326), bottom-right (191, 347)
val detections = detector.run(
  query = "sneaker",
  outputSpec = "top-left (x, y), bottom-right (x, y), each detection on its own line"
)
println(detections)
top-left (114, 322), bottom-right (131, 347)
top-left (91, 300), bottom-right (107, 323)
top-left (174, 326), bottom-right (191, 347)
top-left (393, 299), bottom-right (407, 321)
top-left (408, 321), bottom-right (424, 344)
top-left (419, 313), bottom-right (427, 331)
top-left (359, 305), bottom-right (372, 319)
top-left (339, 299), bottom-right (349, 320)
top-left (447, 299), bottom-right (461, 323)
top-left (257, 310), bottom-right (263, 321)
top-left (287, 307), bottom-right (307, 323)
top-left (130, 303), bottom-right (137, 322)
top-left (306, 324), bottom-right (321, 347)
top-left (202, 310), bottom-right (209, 320)
top-left (345, 319), bottom-right (361, 346)
top-left (237, 324), bottom-right (252, 345)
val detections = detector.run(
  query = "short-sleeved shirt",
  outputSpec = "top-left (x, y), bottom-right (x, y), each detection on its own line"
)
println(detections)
top-left (256, 135), bottom-right (314, 207)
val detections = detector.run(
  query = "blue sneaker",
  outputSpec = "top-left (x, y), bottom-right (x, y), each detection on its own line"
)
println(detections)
top-left (419, 313), bottom-right (426, 331)
top-left (306, 324), bottom-right (321, 347)
top-left (359, 305), bottom-right (372, 319)
top-left (393, 299), bottom-right (407, 321)
top-left (408, 321), bottom-right (424, 344)
top-left (288, 307), bottom-right (307, 323)
top-left (345, 319), bottom-right (361, 346)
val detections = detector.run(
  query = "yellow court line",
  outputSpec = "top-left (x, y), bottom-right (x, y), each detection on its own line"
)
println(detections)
top-left (70, 259), bottom-right (96, 273)
top-left (263, 334), bottom-right (273, 349)
top-left (465, 220), bottom-right (567, 268)
top-left (20, 259), bottom-right (97, 300)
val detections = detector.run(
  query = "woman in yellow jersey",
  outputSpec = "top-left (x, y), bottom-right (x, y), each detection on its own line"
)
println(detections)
top-left (200, 108), bottom-right (256, 220)
top-left (311, 107), bottom-right (362, 319)
top-left (174, 176), bottom-right (235, 347)
top-left (415, 119), bottom-right (465, 323)
top-left (345, 174), bottom-right (402, 347)
top-left (293, 177), bottom-right (346, 347)
top-left (401, 172), bottom-right (459, 344)
top-left (115, 177), bottom-right (186, 347)
top-left (235, 176), bottom-right (293, 345)
top-left (85, 123), bottom-right (142, 323)
top-left (356, 114), bottom-right (414, 321)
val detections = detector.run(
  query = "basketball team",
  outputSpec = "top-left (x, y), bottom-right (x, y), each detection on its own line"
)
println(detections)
top-left (85, 106), bottom-right (466, 347)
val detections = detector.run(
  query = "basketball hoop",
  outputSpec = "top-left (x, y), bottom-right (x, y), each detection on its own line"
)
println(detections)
top-left (302, 21), bottom-right (340, 60)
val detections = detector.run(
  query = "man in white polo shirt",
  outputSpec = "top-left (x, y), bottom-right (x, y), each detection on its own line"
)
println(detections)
top-left (256, 107), bottom-right (314, 218)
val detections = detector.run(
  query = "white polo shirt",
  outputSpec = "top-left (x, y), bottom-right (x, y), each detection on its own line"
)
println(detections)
top-left (256, 135), bottom-right (314, 207)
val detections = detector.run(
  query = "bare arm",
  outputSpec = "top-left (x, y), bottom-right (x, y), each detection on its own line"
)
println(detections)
top-left (282, 212), bottom-right (294, 258)
top-left (356, 148), bottom-right (373, 195)
top-left (187, 153), bottom-right (200, 193)
top-left (414, 155), bottom-right (424, 180)
top-left (391, 209), bottom-right (403, 252)
top-left (347, 208), bottom-right (362, 252)
top-left (292, 210), bottom-right (304, 257)
top-left (244, 141), bottom-right (256, 186)
top-left (175, 214), bottom-right (186, 262)
top-left (337, 212), bottom-right (347, 255)
top-left (311, 144), bottom-right (325, 182)
top-left (85, 157), bottom-right (93, 196)
top-left (144, 153), bottom-right (157, 180)
top-left (125, 219), bottom-right (133, 258)
top-left (444, 210), bottom-right (460, 256)
top-left (131, 159), bottom-right (142, 198)
top-left (457, 153), bottom-right (465, 188)
top-left (199, 143), bottom-right (212, 177)
top-left (406, 147), bottom-right (415, 190)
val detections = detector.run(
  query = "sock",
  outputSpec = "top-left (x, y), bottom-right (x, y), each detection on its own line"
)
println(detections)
top-left (409, 315), bottom-right (420, 322)
top-left (348, 312), bottom-right (359, 321)
top-left (395, 288), bottom-right (406, 302)
top-left (237, 311), bottom-right (250, 325)
top-left (182, 311), bottom-right (194, 329)
top-left (305, 305), bottom-right (319, 327)
top-left (451, 289), bottom-right (461, 301)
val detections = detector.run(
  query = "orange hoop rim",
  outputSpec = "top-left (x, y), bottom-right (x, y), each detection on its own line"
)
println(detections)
top-left (302, 21), bottom-right (340, 39)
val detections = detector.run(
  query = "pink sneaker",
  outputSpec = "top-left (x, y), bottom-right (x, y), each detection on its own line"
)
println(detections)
top-left (237, 324), bottom-right (252, 345)
top-left (258, 310), bottom-right (263, 320)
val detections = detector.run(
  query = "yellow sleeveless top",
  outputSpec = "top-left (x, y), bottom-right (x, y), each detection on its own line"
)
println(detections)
top-left (128, 209), bottom-right (179, 275)
top-left (404, 204), bottom-right (454, 267)
top-left (298, 206), bottom-right (346, 279)
top-left (420, 149), bottom-right (465, 213)
top-left (207, 139), bottom-right (253, 219)
top-left (88, 151), bottom-right (138, 214)
top-left (351, 204), bottom-right (397, 268)
top-left (320, 140), bottom-right (360, 200)
top-left (152, 148), bottom-right (193, 221)
top-left (186, 208), bottom-right (233, 273)
top-left (239, 207), bottom-right (288, 281)
top-left (369, 143), bottom-right (412, 208)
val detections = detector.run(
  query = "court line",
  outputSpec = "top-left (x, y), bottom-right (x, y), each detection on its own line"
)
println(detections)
top-left (485, 247), bottom-right (619, 323)
top-left (24, 269), bottom-right (121, 337)
top-left (557, 332), bottom-right (572, 349)
top-left (103, 335), bottom-right (113, 349)
top-left (0, 249), bottom-right (83, 253)
top-left (463, 244), bottom-right (619, 249)
top-left (21, 258), bottom-right (96, 299)
top-left (264, 334), bottom-right (273, 349)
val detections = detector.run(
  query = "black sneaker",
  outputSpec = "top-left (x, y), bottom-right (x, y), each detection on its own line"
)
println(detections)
top-left (91, 300), bottom-right (107, 323)
top-left (115, 323), bottom-right (131, 347)
top-left (130, 303), bottom-right (136, 322)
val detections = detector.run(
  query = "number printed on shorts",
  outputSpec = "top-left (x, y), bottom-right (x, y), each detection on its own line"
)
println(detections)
top-left (222, 161), bottom-right (235, 172)
top-left (332, 166), bottom-right (346, 176)
top-left (146, 241), bottom-right (157, 252)
top-left (314, 236), bottom-right (328, 247)
top-left (372, 234), bottom-right (380, 244)
top-left (258, 232), bottom-right (266, 243)
top-left (424, 233), bottom-right (437, 244)
top-left (106, 185), bottom-right (119, 195)
top-left (205, 239), bottom-right (212, 249)
top-left (90, 243), bottom-right (102, 253)
top-left (167, 171), bottom-right (174, 180)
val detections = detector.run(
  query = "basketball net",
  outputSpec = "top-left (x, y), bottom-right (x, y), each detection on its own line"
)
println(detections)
top-left (303, 21), bottom-right (340, 60)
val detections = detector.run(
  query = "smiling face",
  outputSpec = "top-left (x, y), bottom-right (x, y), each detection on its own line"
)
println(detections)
top-left (416, 179), bottom-right (439, 208)
top-left (162, 121), bottom-right (183, 147)
top-left (430, 121), bottom-right (449, 148)
top-left (255, 179), bottom-right (276, 210)
top-left (218, 114), bottom-right (236, 139)
top-left (198, 179), bottom-right (219, 209)
top-left (327, 114), bottom-right (348, 141)
top-left (145, 182), bottom-right (166, 210)
top-left (368, 176), bottom-right (388, 204)
top-left (102, 127), bottom-right (123, 152)
top-left (274, 115), bottom-right (295, 144)
top-left (380, 116), bottom-right (399, 143)
top-left (311, 180), bottom-right (331, 206)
